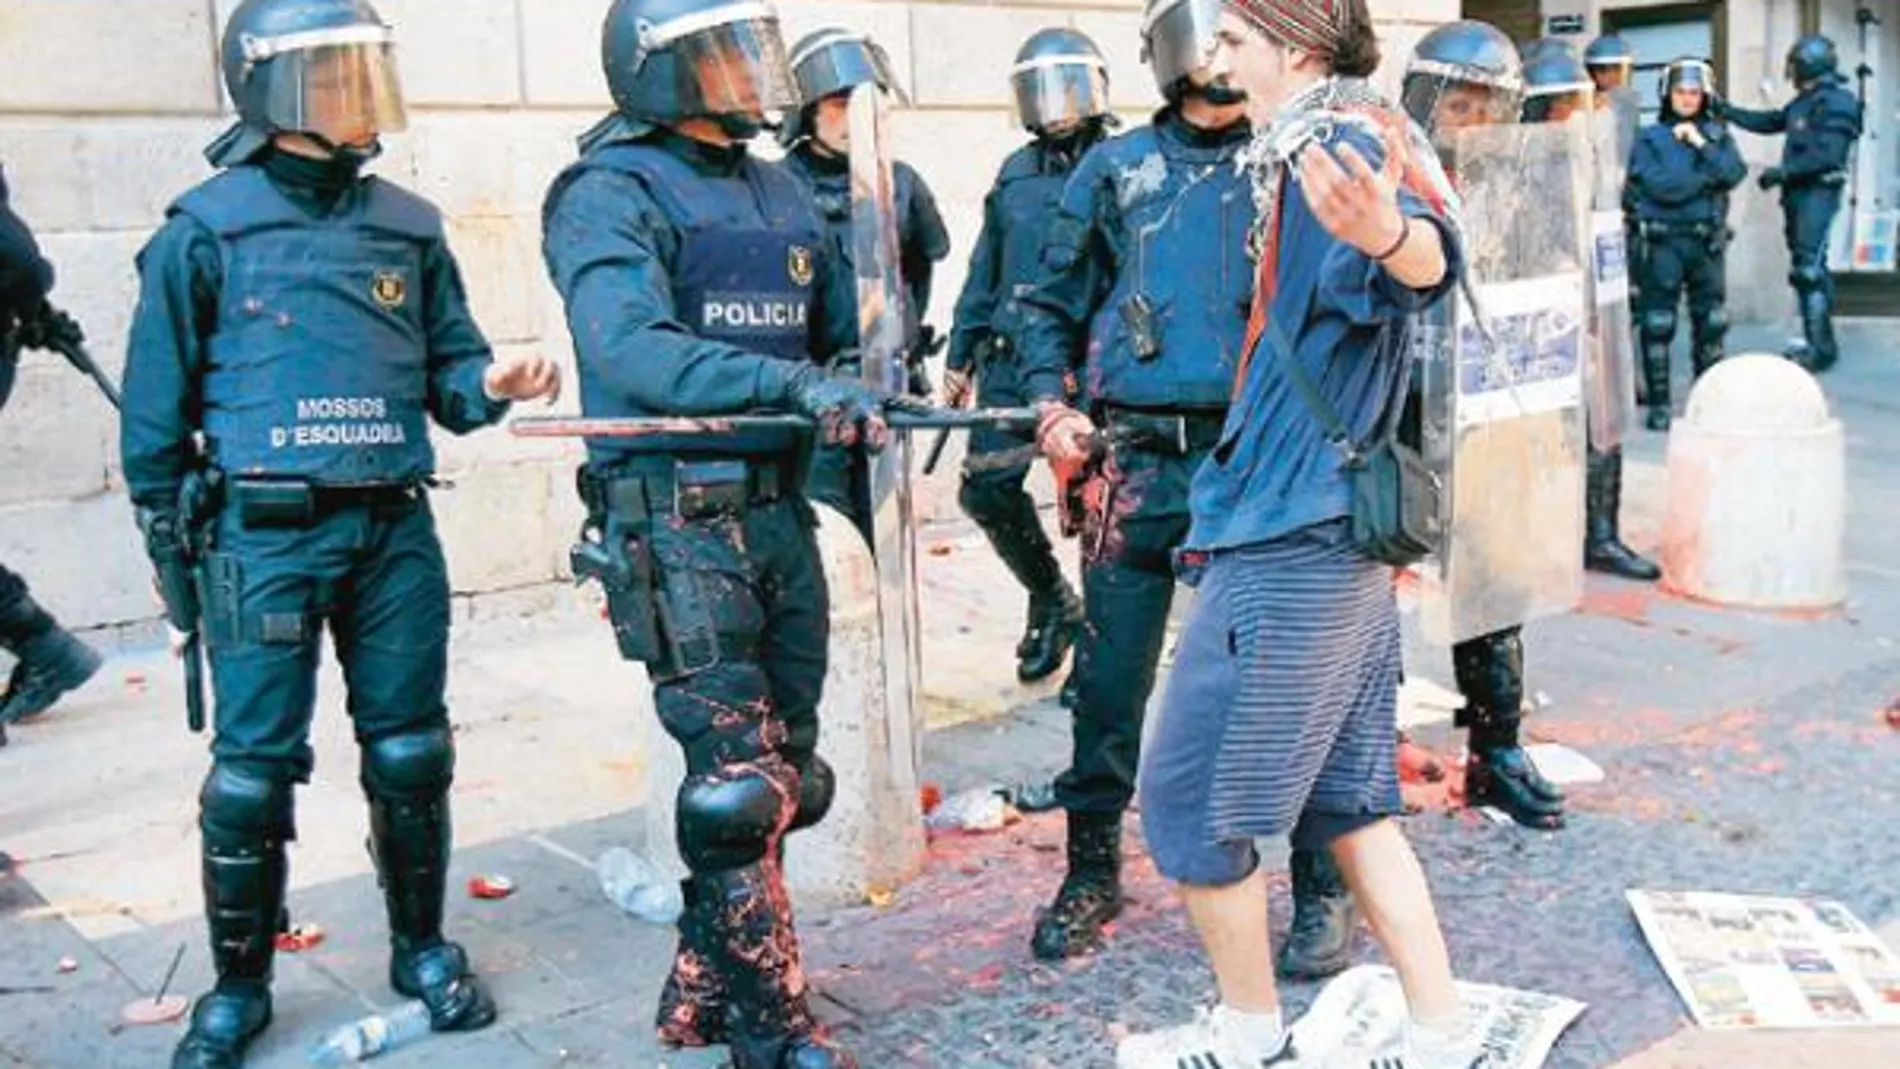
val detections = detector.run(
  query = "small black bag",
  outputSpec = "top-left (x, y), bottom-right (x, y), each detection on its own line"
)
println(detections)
top-left (1268, 318), bottom-right (1443, 567)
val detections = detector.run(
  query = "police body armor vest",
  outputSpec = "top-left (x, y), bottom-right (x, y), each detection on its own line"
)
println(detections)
top-left (569, 141), bottom-right (822, 462)
top-left (988, 143), bottom-right (1080, 352)
top-left (1084, 124), bottom-right (1253, 411)
top-left (177, 167), bottom-right (439, 485)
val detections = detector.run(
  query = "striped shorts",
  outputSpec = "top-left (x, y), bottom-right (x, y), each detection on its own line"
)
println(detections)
top-left (1138, 520), bottom-right (1404, 887)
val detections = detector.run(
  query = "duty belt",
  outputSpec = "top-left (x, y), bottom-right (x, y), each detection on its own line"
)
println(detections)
top-left (578, 457), bottom-right (790, 522)
top-left (1101, 407), bottom-right (1227, 457)
top-left (1637, 220), bottom-right (1720, 239)
top-left (227, 476), bottom-right (426, 529)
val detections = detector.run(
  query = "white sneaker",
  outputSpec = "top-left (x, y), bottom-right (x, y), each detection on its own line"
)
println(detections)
top-left (1375, 1019), bottom-right (1487, 1069)
top-left (1116, 1006), bottom-right (1298, 1069)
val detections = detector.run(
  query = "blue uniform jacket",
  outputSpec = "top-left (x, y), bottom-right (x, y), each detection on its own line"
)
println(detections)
top-left (1626, 116), bottom-right (1748, 224)
top-left (1725, 75), bottom-right (1863, 186)
top-left (0, 165), bottom-right (52, 318)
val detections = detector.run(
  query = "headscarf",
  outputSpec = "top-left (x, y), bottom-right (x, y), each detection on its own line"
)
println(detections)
top-left (1226, 0), bottom-right (1349, 60)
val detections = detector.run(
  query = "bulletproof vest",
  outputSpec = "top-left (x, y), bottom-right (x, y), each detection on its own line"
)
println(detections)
top-left (1083, 122), bottom-right (1253, 410)
top-left (988, 142), bottom-right (1083, 347)
top-left (569, 140), bottom-right (821, 461)
top-left (175, 167), bottom-right (439, 485)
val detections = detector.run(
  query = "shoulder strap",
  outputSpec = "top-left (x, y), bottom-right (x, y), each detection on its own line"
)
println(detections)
top-left (1262, 313), bottom-right (1403, 466)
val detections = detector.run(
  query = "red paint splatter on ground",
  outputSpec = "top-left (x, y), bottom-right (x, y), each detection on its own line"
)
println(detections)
top-left (1884, 700), bottom-right (1900, 730)
top-left (1397, 736), bottom-right (1448, 784)
top-left (274, 924), bottom-right (324, 952)
top-left (1581, 585), bottom-right (1652, 622)
top-left (919, 784), bottom-right (943, 814)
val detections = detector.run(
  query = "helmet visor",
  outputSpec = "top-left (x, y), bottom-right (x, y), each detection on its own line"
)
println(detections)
top-left (248, 27), bottom-right (408, 141)
top-left (790, 32), bottom-right (901, 104)
top-left (1011, 57), bottom-right (1108, 130)
top-left (1141, 0), bottom-right (1222, 89)
top-left (1404, 74), bottom-right (1522, 135)
top-left (651, 6), bottom-right (797, 118)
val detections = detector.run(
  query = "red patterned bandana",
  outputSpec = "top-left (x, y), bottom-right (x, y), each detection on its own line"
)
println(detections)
top-left (1225, 0), bottom-right (1347, 59)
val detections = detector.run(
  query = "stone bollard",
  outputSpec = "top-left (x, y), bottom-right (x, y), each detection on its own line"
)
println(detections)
top-left (640, 502), bottom-right (927, 911)
top-left (1660, 354), bottom-right (1846, 608)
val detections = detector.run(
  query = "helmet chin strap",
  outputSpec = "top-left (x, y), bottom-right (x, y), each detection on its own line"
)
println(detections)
top-left (305, 131), bottom-right (385, 164)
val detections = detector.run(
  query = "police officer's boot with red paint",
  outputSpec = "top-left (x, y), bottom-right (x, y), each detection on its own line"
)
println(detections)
top-left (1456, 629), bottom-right (1565, 829)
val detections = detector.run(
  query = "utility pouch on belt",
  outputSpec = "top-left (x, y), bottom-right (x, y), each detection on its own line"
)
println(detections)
top-left (233, 480), bottom-right (319, 529)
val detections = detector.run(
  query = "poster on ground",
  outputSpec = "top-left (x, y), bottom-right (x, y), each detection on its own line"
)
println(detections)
top-left (1292, 965), bottom-right (1585, 1068)
top-left (1628, 890), bottom-right (1900, 1029)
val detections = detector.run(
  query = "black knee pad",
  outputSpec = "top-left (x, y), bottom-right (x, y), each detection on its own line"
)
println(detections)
top-left (788, 756), bottom-right (836, 834)
top-left (1789, 263), bottom-right (1828, 293)
top-left (361, 725), bottom-right (455, 801)
top-left (1695, 306), bottom-right (1729, 340)
top-left (200, 762), bottom-right (297, 846)
top-left (958, 472), bottom-right (1027, 528)
top-left (677, 768), bottom-right (788, 872)
top-left (1639, 307), bottom-right (1678, 346)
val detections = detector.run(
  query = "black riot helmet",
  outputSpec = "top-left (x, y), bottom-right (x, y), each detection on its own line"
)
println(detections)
top-left (1786, 34), bottom-right (1839, 85)
top-left (778, 28), bottom-right (902, 147)
top-left (1141, 0), bottom-right (1239, 104)
top-left (1401, 20), bottom-right (1524, 136)
top-left (1010, 28), bottom-right (1111, 135)
top-left (1520, 50), bottom-right (1594, 123)
top-left (208, 0), bottom-right (408, 167)
top-left (600, 0), bottom-right (797, 137)
top-left (1659, 57), bottom-right (1718, 121)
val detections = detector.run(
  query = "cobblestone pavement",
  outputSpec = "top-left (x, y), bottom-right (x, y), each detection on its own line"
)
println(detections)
top-left (3, 323), bottom-right (1899, 1068)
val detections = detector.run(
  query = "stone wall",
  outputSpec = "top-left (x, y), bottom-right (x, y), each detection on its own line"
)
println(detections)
top-left (0, 0), bottom-right (1456, 636)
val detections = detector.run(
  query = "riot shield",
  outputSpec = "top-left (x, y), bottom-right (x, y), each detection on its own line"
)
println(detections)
top-left (848, 83), bottom-right (925, 773)
top-left (1417, 117), bottom-right (1589, 646)
top-left (1586, 105), bottom-right (1638, 448)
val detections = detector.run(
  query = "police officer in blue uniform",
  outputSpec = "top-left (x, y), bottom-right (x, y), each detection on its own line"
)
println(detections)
top-left (0, 167), bottom-right (104, 745)
top-left (780, 27), bottom-right (950, 539)
top-left (1724, 35), bottom-right (1864, 373)
top-left (540, 0), bottom-right (902, 1064)
top-left (1628, 59), bottom-right (1747, 430)
top-left (1584, 32), bottom-right (1636, 100)
top-left (121, 3), bottom-right (563, 1066)
top-left (943, 27), bottom-right (1114, 691)
top-left (1014, 0), bottom-right (1254, 962)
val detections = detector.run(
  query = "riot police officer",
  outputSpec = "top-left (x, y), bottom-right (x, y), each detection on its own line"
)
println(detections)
top-left (781, 27), bottom-right (950, 538)
top-left (1724, 35), bottom-right (1865, 373)
top-left (943, 27), bottom-right (1113, 690)
top-left (1014, 0), bottom-right (1254, 963)
top-left (1521, 50), bottom-right (1661, 580)
top-left (1584, 33), bottom-right (1637, 101)
top-left (121, 2), bottom-right (563, 1065)
top-left (1279, 20), bottom-right (1546, 989)
top-left (540, 0), bottom-right (903, 1064)
top-left (0, 167), bottom-right (104, 745)
top-left (1628, 59), bottom-right (1747, 430)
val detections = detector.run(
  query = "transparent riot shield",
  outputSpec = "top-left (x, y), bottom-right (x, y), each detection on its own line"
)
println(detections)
top-left (848, 83), bottom-right (925, 774)
top-left (1418, 117), bottom-right (1590, 646)
top-left (1586, 105), bottom-right (1638, 448)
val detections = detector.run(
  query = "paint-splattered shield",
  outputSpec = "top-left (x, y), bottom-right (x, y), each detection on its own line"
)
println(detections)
top-left (848, 83), bottom-right (925, 774)
top-left (1415, 117), bottom-right (1589, 646)
top-left (1586, 105), bottom-right (1638, 448)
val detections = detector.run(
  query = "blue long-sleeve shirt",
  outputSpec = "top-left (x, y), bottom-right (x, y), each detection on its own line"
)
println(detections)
top-left (1187, 126), bottom-right (1461, 553)
top-left (1626, 116), bottom-right (1747, 224)
top-left (121, 168), bottom-right (505, 511)
top-left (1725, 75), bottom-right (1863, 185)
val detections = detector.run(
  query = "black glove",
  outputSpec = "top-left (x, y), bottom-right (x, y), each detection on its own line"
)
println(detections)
top-left (786, 365), bottom-right (897, 451)
top-left (1758, 167), bottom-right (1785, 191)
top-left (14, 302), bottom-right (83, 353)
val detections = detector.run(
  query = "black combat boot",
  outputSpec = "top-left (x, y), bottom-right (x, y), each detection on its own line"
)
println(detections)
top-left (364, 734), bottom-right (497, 1033)
top-left (1453, 632), bottom-right (1565, 830)
top-left (1792, 285), bottom-right (1840, 373)
top-left (657, 877), bottom-right (730, 1048)
top-left (1019, 583), bottom-right (1083, 683)
top-left (1583, 450), bottom-right (1661, 582)
top-left (1641, 339), bottom-right (1672, 432)
top-left (702, 864), bottom-right (858, 1069)
top-left (172, 768), bottom-right (290, 1069)
top-left (1277, 848), bottom-right (1358, 981)
top-left (0, 596), bottom-right (102, 729)
top-left (1031, 810), bottom-right (1124, 961)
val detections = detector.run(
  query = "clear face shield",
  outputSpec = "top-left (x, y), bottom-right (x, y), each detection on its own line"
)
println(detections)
top-left (1405, 69), bottom-right (1523, 141)
top-left (243, 24), bottom-right (408, 145)
top-left (1140, 0), bottom-right (1223, 89)
top-left (1665, 61), bottom-right (1714, 118)
top-left (1525, 82), bottom-right (1595, 124)
top-left (644, 3), bottom-right (797, 120)
top-left (1011, 56), bottom-right (1109, 132)
top-left (789, 32), bottom-right (902, 105)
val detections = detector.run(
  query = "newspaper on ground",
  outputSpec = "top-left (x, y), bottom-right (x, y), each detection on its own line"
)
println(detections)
top-left (1628, 890), bottom-right (1900, 1029)
top-left (1291, 965), bottom-right (1585, 1068)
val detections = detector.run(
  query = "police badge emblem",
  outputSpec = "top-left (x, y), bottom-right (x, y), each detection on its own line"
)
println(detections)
top-left (370, 270), bottom-right (407, 310)
top-left (787, 245), bottom-right (815, 287)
